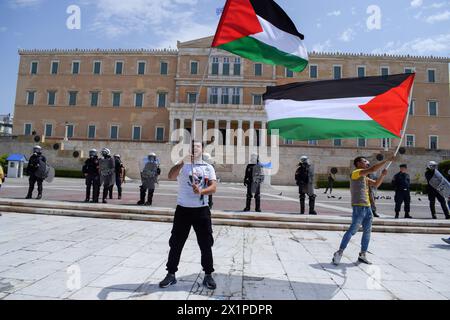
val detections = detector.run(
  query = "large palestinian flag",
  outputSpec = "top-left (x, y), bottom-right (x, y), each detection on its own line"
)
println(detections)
top-left (212, 0), bottom-right (308, 72)
top-left (264, 73), bottom-right (415, 141)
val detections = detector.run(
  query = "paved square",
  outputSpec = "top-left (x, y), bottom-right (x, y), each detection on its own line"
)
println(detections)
top-left (0, 212), bottom-right (449, 300)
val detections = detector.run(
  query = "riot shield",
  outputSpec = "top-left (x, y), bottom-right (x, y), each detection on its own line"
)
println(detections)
top-left (429, 169), bottom-right (450, 199)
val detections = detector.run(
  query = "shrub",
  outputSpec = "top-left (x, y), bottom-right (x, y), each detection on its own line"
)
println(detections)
top-left (55, 169), bottom-right (84, 179)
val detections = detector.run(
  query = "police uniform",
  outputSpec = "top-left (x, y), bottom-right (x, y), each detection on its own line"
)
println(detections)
top-left (295, 158), bottom-right (317, 215)
top-left (426, 165), bottom-right (450, 220)
top-left (243, 162), bottom-right (264, 212)
top-left (26, 148), bottom-right (47, 200)
top-left (392, 167), bottom-right (412, 219)
top-left (82, 152), bottom-right (100, 203)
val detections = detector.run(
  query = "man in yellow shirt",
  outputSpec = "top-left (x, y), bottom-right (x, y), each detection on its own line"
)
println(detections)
top-left (332, 156), bottom-right (394, 265)
top-left (0, 165), bottom-right (4, 191)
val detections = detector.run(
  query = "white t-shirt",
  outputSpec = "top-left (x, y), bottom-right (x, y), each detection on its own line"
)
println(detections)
top-left (177, 162), bottom-right (217, 208)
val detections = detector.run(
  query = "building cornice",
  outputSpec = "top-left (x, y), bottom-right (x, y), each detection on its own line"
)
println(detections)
top-left (309, 51), bottom-right (450, 62)
top-left (18, 48), bottom-right (178, 56)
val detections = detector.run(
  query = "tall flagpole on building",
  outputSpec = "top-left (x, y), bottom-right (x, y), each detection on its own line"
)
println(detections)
top-left (385, 79), bottom-right (415, 170)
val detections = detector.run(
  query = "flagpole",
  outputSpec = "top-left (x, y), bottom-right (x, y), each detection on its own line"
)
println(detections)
top-left (385, 81), bottom-right (415, 170)
top-left (190, 46), bottom-right (213, 174)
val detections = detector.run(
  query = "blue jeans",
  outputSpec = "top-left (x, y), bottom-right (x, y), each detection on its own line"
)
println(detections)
top-left (339, 206), bottom-right (373, 253)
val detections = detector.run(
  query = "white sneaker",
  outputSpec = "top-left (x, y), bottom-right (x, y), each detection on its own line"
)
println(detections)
top-left (358, 252), bottom-right (372, 265)
top-left (332, 251), bottom-right (342, 265)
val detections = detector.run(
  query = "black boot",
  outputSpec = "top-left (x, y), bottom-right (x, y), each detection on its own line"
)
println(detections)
top-left (309, 196), bottom-right (317, 215)
top-left (243, 196), bottom-right (251, 212)
top-left (145, 190), bottom-right (154, 206)
top-left (255, 196), bottom-right (261, 213)
top-left (405, 212), bottom-right (413, 219)
top-left (25, 190), bottom-right (33, 199)
top-left (36, 193), bottom-right (42, 200)
top-left (137, 186), bottom-right (146, 205)
top-left (300, 195), bottom-right (305, 215)
top-left (395, 212), bottom-right (399, 219)
top-left (430, 206), bottom-right (437, 219)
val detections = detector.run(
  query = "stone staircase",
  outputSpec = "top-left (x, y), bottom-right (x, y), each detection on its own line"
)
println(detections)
top-left (0, 198), bottom-right (449, 234)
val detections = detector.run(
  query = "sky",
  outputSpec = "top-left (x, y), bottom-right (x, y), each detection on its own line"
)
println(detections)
top-left (0, 0), bottom-right (449, 115)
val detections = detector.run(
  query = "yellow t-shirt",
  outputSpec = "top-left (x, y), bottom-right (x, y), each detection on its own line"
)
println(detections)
top-left (0, 166), bottom-right (4, 185)
top-left (350, 169), bottom-right (371, 207)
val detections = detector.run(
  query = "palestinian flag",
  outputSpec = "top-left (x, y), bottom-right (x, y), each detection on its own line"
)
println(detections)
top-left (264, 73), bottom-right (415, 141)
top-left (212, 0), bottom-right (308, 72)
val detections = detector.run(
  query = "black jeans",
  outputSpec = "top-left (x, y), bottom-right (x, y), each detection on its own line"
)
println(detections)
top-left (428, 189), bottom-right (449, 217)
top-left (85, 174), bottom-right (100, 201)
top-left (166, 205), bottom-right (214, 274)
top-left (395, 190), bottom-right (411, 214)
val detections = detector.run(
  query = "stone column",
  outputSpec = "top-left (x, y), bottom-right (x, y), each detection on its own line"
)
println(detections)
top-left (226, 120), bottom-right (231, 146)
top-left (214, 119), bottom-right (220, 145)
top-left (179, 118), bottom-right (185, 142)
top-left (237, 119), bottom-right (243, 147)
top-left (260, 121), bottom-right (266, 147)
top-left (249, 120), bottom-right (255, 147)
top-left (203, 119), bottom-right (208, 142)
top-left (169, 117), bottom-right (175, 142)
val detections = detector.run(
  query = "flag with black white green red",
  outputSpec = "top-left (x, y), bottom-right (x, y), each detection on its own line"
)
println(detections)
top-left (212, 0), bottom-right (308, 72)
top-left (264, 73), bottom-right (415, 141)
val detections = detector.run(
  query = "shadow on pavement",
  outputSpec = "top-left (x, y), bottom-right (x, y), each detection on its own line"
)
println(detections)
top-left (97, 272), bottom-right (344, 300)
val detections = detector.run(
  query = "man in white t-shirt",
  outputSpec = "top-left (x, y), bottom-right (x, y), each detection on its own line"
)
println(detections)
top-left (159, 141), bottom-right (218, 290)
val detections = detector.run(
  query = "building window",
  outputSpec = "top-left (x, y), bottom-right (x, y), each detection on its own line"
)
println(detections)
top-left (90, 91), bottom-right (99, 107)
top-left (156, 127), bottom-right (164, 141)
top-left (381, 138), bottom-right (391, 149)
top-left (223, 57), bottom-right (230, 76)
top-left (404, 67), bottom-right (414, 74)
top-left (110, 125), bottom-right (119, 140)
top-left (44, 124), bottom-right (53, 137)
top-left (255, 63), bottom-right (263, 76)
top-left (24, 123), bottom-right (32, 135)
top-left (232, 88), bottom-right (241, 105)
top-left (31, 61), bottom-right (38, 75)
top-left (132, 126), bottom-right (141, 141)
top-left (357, 66), bottom-right (366, 78)
top-left (26, 91), bottom-right (36, 105)
top-left (134, 93), bottom-right (144, 108)
top-left (67, 124), bottom-right (74, 138)
top-left (409, 99), bottom-right (415, 116)
top-left (137, 61), bottom-right (146, 75)
top-left (115, 61), bottom-right (123, 75)
top-left (221, 88), bottom-right (229, 104)
top-left (428, 101), bottom-right (438, 116)
top-left (309, 65), bottom-right (318, 79)
top-left (406, 135), bottom-right (415, 148)
top-left (427, 69), bottom-right (436, 83)
top-left (429, 136), bottom-right (438, 150)
top-left (333, 139), bottom-right (342, 147)
top-left (357, 138), bottom-right (367, 148)
top-left (72, 61), bottom-right (80, 75)
top-left (187, 93), bottom-right (197, 104)
top-left (68, 91), bottom-right (78, 106)
top-left (211, 57), bottom-right (219, 75)
top-left (209, 88), bottom-right (218, 104)
top-left (333, 65), bottom-right (342, 79)
top-left (308, 140), bottom-right (318, 146)
top-left (160, 61), bottom-right (168, 75)
top-left (284, 139), bottom-right (294, 145)
top-left (48, 91), bottom-right (56, 106)
top-left (252, 94), bottom-right (263, 105)
top-left (285, 68), bottom-right (294, 78)
top-left (112, 92), bottom-right (121, 107)
top-left (93, 61), bottom-right (102, 74)
top-left (51, 61), bottom-right (59, 75)
top-left (190, 61), bottom-right (198, 75)
top-left (88, 125), bottom-right (96, 139)
top-left (157, 92), bottom-right (167, 108)
top-left (380, 67), bottom-right (389, 76)
top-left (233, 58), bottom-right (241, 76)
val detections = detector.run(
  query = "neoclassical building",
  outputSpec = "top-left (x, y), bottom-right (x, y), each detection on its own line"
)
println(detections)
top-left (13, 36), bottom-right (450, 151)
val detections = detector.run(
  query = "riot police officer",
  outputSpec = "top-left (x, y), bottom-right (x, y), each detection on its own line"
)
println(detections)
top-left (109, 154), bottom-right (125, 200)
top-left (99, 148), bottom-right (115, 204)
top-left (82, 149), bottom-right (100, 203)
top-left (138, 153), bottom-right (161, 206)
top-left (295, 156), bottom-right (317, 215)
top-left (392, 164), bottom-right (412, 219)
top-left (243, 154), bottom-right (264, 212)
top-left (425, 161), bottom-right (450, 220)
top-left (25, 146), bottom-right (47, 200)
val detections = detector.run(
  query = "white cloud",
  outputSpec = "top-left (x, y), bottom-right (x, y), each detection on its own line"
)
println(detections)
top-left (339, 28), bottom-right (356, 42)
top-left (372, 33), bottom-right (450, 55)
top-left (312, 40), bottom-right (332, 52)
top-left (327, 10), bottom-right (341, 17)
top-left (411, 0), bottom-right (423, 8)
top-left (9, 0), bottom-right (43, 7)
top-left (425, 10), bottom-right (450, 22)
top-left (82, 0), bottom-right (214, 47)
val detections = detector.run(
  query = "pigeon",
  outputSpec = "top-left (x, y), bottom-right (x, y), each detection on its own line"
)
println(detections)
top-left (278, 192), bottom-right (283, 196)
top-left (338, 197), bottom-right (342, 200)
top-left (418, 198), bottom-right (422, 201)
